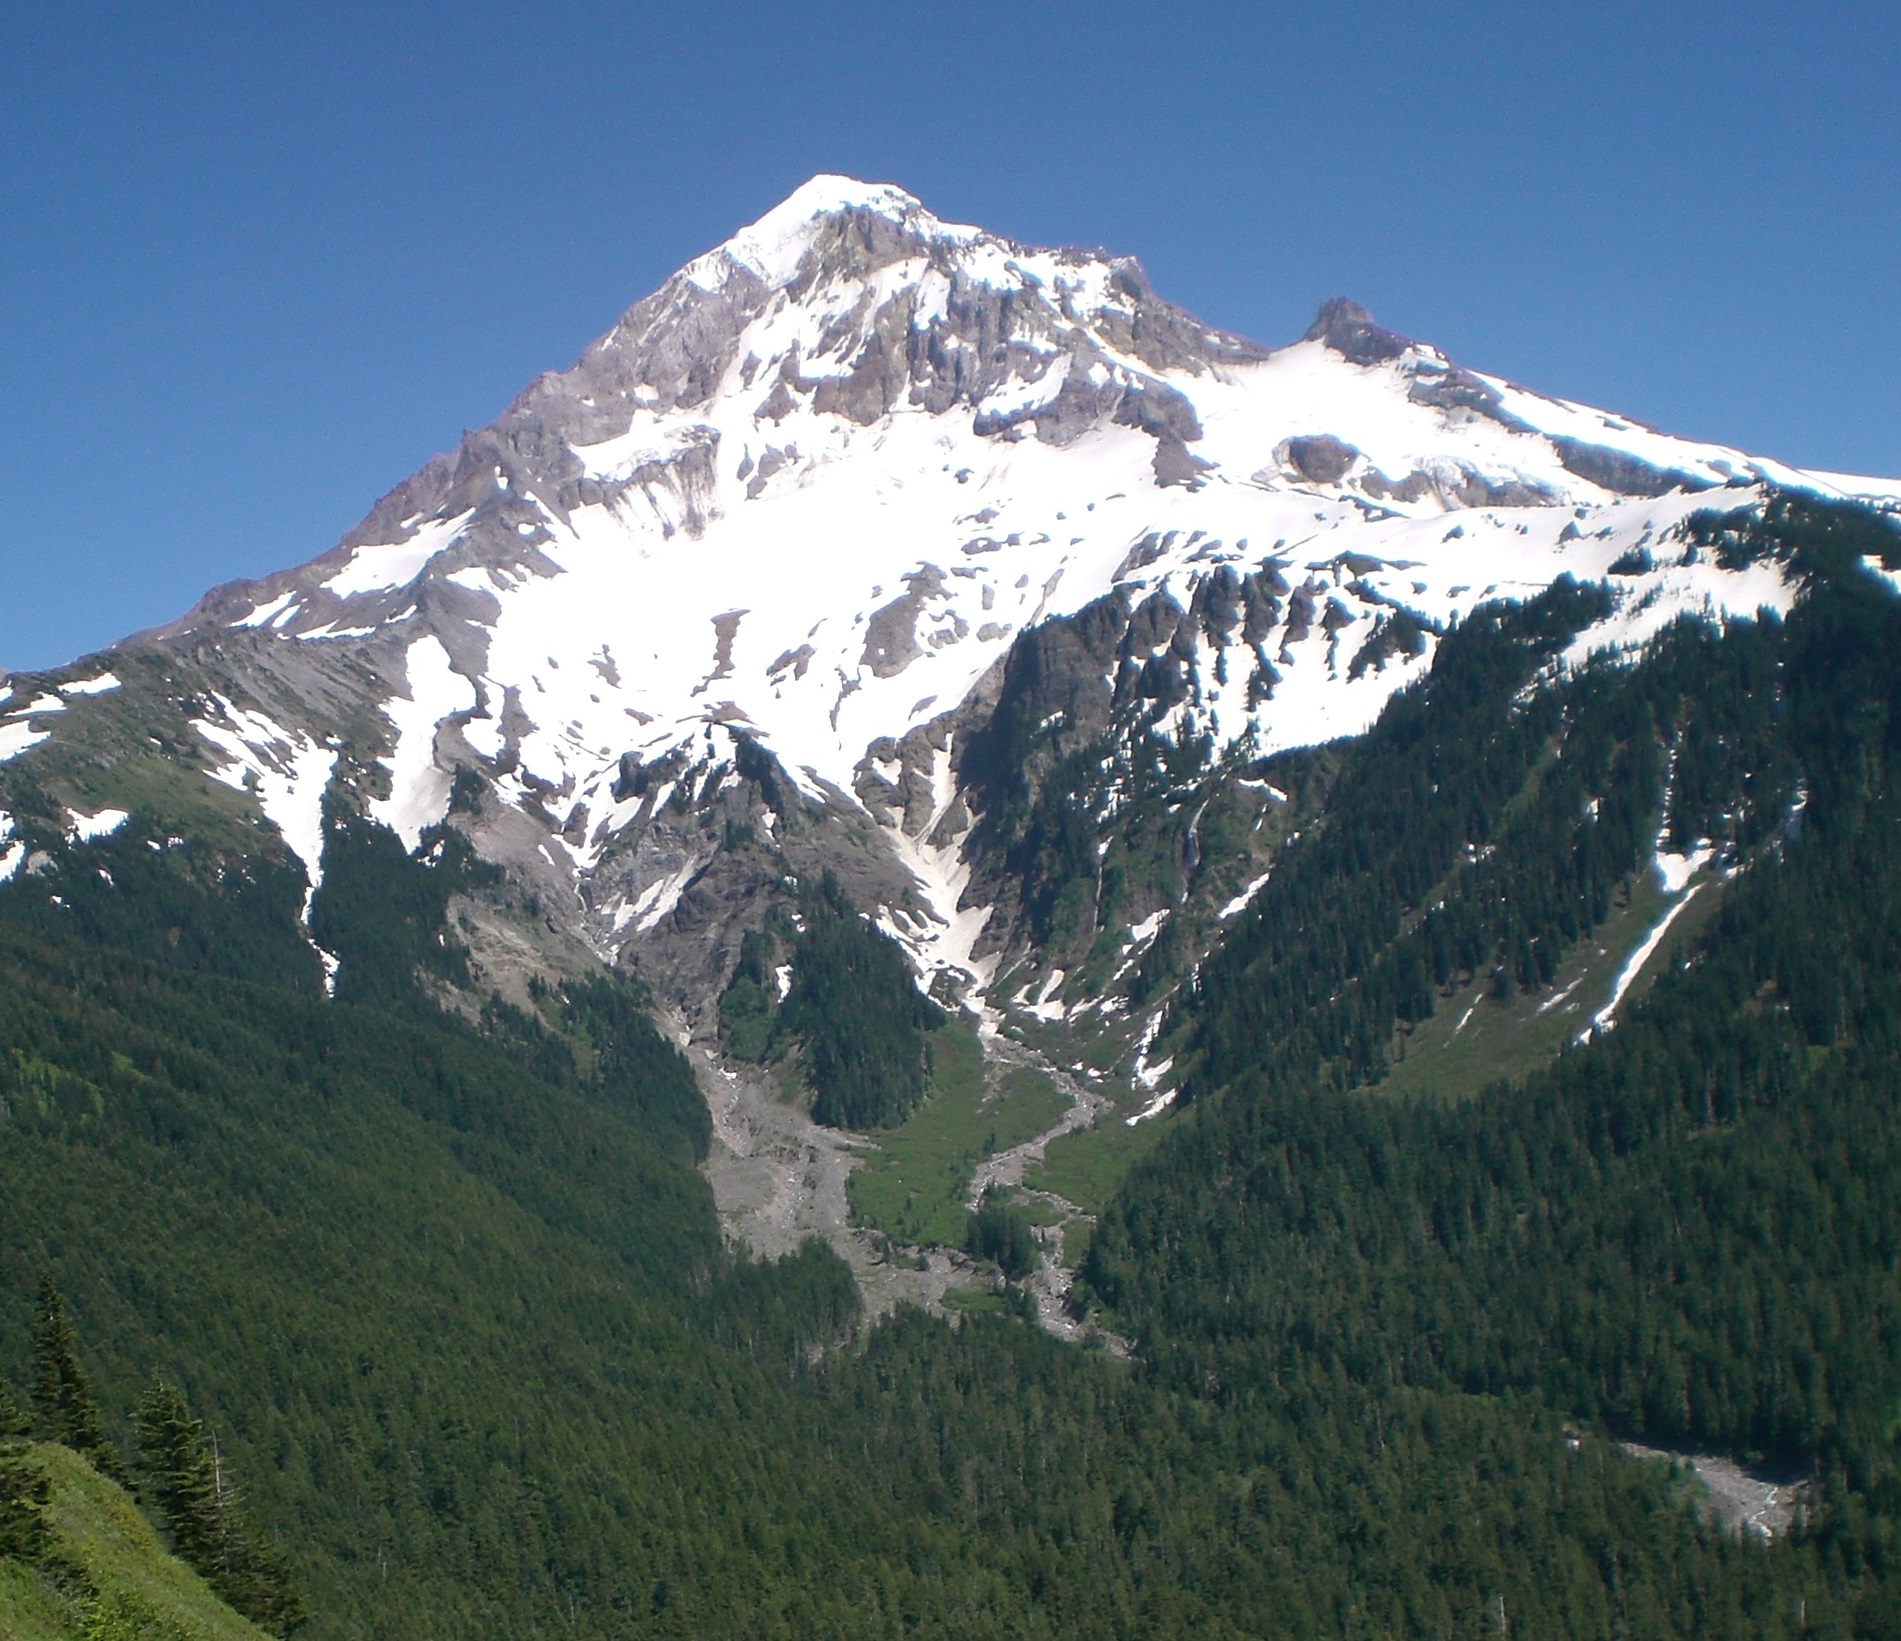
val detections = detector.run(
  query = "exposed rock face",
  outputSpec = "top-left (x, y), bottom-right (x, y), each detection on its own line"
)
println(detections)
top-left (1303, 297), bottom-right (1414, 365)
top-left (863, 568), bottom-right (953, 678)
top-left (1279, 434), bottom-right (1361, 485)
top-left (1550, 436), bottom-right (1717, 498)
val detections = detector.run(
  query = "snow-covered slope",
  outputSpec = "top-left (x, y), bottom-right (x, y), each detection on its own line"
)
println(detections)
top-left (14, 174), bottom-right (1898, 1014)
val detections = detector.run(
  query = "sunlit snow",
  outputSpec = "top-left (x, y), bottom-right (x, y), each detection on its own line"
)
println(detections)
top-left (67, 808), bottom-right (129, 842)
top-left (174, 175), bottom-right (1901, 1013)
top-left (1585, 885), bottom-right (1707, 1042)
top-left (233, 591), bottom-right (298, 629)
top-left (322, 513), bottom-right (472, 599)
top-left (1218, 871), bottom-right (1274, 920)
top-left (0, 721), bottom-right (51, 762)
top-left (370, 636), bottom-right (476, 850)
top-left (194, 699), bottom-right (338, 917)
top-left (61, 671), bottom-right (121, 696)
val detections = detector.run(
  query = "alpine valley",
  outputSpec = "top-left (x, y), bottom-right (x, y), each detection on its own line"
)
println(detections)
top-left (4, 177), bottom-right (1901, 1638)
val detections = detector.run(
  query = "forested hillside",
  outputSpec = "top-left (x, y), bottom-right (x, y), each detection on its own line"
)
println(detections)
top-left (719, 871), bottom-right (945, 1127)
top-left (2, 496), bottom-right (1899, 1636)
top-left (1086, 497), bottom-right (1901, 1631)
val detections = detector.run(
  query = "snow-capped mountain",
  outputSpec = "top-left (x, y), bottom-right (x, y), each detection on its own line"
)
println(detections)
top-left (6, 175), bottom-right (1899, 1024)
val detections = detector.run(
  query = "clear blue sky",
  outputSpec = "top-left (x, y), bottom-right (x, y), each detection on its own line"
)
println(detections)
top-left (3, 0), bottom-right (1896, 671)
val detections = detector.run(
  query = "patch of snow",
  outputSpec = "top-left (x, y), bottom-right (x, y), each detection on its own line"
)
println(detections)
top-left (0, 721), bottom-right (51, 762)
top-left (1128, 909), bottom-right (1168, 945)
top-left (1537, 977), bottom-right (1583, 1015)
top-left (61, 671), bottom-right (120, 696)
top-left (1019, 967), bottom-right (1068, 1023)
top-left (68, 808), bottom-right (128, 842)
top-left (773, 962), bottom-right (793, 1001)
top-left (193, 698), bottom-right (338, 918)
top-left (370, 636), bottom-right (476, 850)
top-left (874, 742), bottom-right (1000, 1020)
top-left (1236, 777), bottom-right (1288, 801)
top-left (296, 625), bottom-right (379, 642)
top-left (1127, 1084), bottom-right (1177, 1125)
top-left (1128, 1010), bottom-right (1176, 1120)
top-left (1585, 883), bottom-right (1707, 1041)
top-left (0, 842), bottom-right (23, 884)
top-left (233, 591), bottom-right (298, 629)
top-left (1655, 839), bottom-right (1714, 895)
top-left (320, 511), bottom-right (471, 599)
top-left (1218, 869), bottom-right (1273, 920)
top-left (685, 176), bottom-right (945, 292)
top-left (8, 693), bottom-right (64, 717)
top-left (628, 858), bottom-right (704, 933)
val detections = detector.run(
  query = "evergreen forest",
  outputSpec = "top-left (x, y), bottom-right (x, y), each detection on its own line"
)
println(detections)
top-left (1, 496), bottom-right (1900, 1636)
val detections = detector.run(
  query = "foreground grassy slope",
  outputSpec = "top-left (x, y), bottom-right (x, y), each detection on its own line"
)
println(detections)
top-left (0, 1443), bottom-right (270, 1641)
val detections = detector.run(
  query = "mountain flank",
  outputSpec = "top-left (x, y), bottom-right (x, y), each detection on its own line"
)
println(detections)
top-left (1, 178), bottom-right (1900, 1637)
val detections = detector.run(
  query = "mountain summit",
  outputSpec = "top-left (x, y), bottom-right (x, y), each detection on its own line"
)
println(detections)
top-left (5, 174), bottom-right (1899, 1023)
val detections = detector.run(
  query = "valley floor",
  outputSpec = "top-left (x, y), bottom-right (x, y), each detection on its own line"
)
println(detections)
top-left (685, 1005), bottom-right (1135, 1340)
top-left (681, 1015), bottom-right (981, 1317)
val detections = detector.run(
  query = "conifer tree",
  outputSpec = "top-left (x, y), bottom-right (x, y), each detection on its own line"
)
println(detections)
top-left (0, 1366), bottom-right (49, 1564)
top-left (30, 1277), bottom-right (123, 1479)
top-left (0, 1378), bottom-right (29, 1441)
top-left (136, 1378), bottom-right (307, 1636)
top-left (136, 1379), bottom-right (217, 1565)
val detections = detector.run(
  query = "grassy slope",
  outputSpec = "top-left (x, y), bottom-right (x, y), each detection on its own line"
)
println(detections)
top-left (846, 1027), bottom-right (1066, 1246)
top-left (0, 1443), bottom-right (270, 1641)
top-left (1025, 1105), bottom-right (1175, 1218)
top-left (1380, 867), bottom-right (1727, 1104)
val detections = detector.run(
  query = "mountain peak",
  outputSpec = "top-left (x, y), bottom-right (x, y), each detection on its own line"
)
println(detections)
top-left (108, 182), bottom-right (1901, 969)
top-left (747, 173), bottom-right (927, 232)
top-left (685, 173), bottom-right (965, 292)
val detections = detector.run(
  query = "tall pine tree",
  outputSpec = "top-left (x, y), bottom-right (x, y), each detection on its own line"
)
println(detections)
top-left (30, 1277), bottom-right (123, 1480)
top-left (136, 1380), bottom-right (217, 1566)
top-left (136, 1378), bottom-right (306, 1636)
